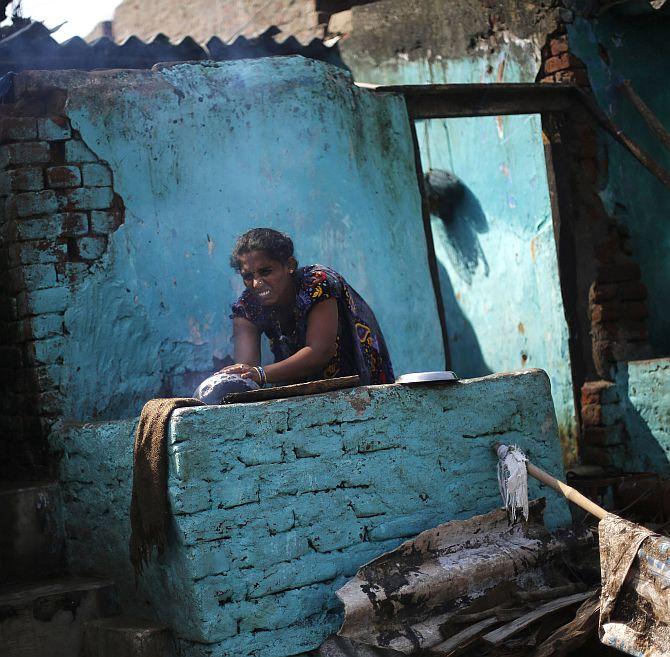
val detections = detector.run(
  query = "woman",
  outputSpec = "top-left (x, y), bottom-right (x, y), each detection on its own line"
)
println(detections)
top-left (222, 228), bottom-right (394, 386)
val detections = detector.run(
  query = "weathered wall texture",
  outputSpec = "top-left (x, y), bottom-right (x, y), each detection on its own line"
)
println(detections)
top-left (567, 14), bottom-right (670, 358)
top-left (54, 371), bottom-right (571, 657)
top-left (581, 358), bottom-right (670, 472)
top-left (338, 0), bottom-right (578, 458)
top-left (0, 111), bottom-right (124, 479)
top-left (2, 58), bottom-right (444, 447)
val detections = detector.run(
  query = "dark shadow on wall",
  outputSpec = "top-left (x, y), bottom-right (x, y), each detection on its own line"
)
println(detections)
top-left (425, 170), bottom-right (492, 378)
top-left (426, 169), bottom-right (490, 285)
top-left (437, 260), bottom-right (492, 379)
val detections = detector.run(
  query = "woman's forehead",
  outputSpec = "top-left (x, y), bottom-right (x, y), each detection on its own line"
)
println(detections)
top-left (238, 250), bottom-right (280, 272)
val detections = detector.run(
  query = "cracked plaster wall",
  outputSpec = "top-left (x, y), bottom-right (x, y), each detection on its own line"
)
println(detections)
top-left (567, 14), bottom-right (670, 358)
top-left (9, 57), bottom-right (444, 426)
top-left (338, 0), bottom-right (577, 458)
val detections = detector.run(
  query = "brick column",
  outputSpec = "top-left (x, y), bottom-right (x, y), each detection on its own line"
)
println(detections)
top-left (537, 26), bottom-right (652, 468)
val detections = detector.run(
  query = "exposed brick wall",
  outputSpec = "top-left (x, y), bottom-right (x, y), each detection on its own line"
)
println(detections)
top-left (0, 105), bottom-right (124, 481)
top-left (537, 26), bottom-right (654, 467)
top-left (580, 379), bottom-right (625, 468)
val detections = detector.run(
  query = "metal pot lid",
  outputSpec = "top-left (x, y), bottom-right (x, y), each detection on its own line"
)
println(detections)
top-left (395, 371), bottom-right (458, 384)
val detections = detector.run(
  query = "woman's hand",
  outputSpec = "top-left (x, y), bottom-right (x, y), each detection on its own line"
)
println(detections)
top-left (217, 363), bottom-right (261, 384)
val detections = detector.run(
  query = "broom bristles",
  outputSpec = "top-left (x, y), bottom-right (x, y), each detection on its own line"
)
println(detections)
top-left (496, 444), bottom-right (529, 522)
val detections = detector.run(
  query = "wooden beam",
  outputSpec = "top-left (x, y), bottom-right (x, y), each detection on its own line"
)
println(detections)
top-left (407, 114), bottom-right (452, 370)
top-left (619, 79), bottom-right (670, 153)
top-left (373, 83), bottom-right (574, 119)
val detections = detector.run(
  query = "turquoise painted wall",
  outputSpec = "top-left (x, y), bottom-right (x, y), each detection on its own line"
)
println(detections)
top-left (568, 16), bottom-right (670, 357)
top-left (54, 371), bottom-right (570, 657)
top-left (44, 58), bottom-right (443, 421)
top-left (614, 358), bottom-right (670, 476)
top-left (344, 52), bottom-right (577, 455)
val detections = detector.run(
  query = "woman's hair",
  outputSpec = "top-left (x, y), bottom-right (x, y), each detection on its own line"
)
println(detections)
top-left (230, 228), bottom-right (295, 270)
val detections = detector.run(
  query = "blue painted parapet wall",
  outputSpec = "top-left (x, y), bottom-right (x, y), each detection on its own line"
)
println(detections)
top-left (6, 58), bottom-right (443, 428)
top-left (55, 369), bottom-right (570, 657)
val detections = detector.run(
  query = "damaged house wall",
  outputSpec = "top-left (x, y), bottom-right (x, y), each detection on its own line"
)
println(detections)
top-left (567, 13), bottom-right (670, 358)
top-left (0, 57), bottom-right (445, 477)
top-left (337, 0), bottom-right (579, 460)
top-left (53, 370), bottom-right (571, 657)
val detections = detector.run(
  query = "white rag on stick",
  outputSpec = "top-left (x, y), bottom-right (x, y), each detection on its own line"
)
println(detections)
top-left (496, 444), bottom-right (529, 522)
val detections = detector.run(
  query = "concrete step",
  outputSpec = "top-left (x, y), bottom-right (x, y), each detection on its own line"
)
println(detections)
top-left (0, 481), bottom-right (65, 584)
top-left (0, 576), bottom-right (119, 657)
top-left (82, 616), bottom-right (174, 657)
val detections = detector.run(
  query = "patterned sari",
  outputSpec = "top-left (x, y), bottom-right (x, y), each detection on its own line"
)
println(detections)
top-left (231, 265), bottom-right (394, 385)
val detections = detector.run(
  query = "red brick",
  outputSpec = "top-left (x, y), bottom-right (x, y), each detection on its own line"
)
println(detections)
top-left (591, 304), bottom-right (612, 324)
top-left (581, 381), bottom-right (614, 406)
top-left (545, 53), bottom-right (571, 74)
top-left (581, 403), bottom-right (602, 427)
top-left (550, 37), bottom-right (569, 56)
top-left (590, 283), bottom-right (617, 304)
top-left (60, 212), bottom-right (88, 237)
top-left (46, 165), bottom-right (81, 189)
top-left (9, 167), bottom-right (44, 192)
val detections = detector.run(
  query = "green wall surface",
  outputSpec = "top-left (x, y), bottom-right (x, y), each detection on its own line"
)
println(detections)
top-left (568, 15), bottom-right (670, 357)
top-left (615, 358), bottom-right (670, 475)
top-left (54, 371), bottom-right (571, 657)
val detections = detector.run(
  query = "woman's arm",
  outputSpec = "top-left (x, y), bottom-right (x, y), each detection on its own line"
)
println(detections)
top-left (224, 298), bottom-right (339, 384)
top-left (233, 316), bottom-right (261, 366)
top-left (263, 298), bottom-right (338, 383)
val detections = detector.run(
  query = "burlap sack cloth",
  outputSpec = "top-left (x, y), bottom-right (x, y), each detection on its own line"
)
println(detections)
top-left (129, 398), bottom-right (204, 579)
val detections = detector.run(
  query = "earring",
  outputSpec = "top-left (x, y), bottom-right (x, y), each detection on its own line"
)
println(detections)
top-left (289, 269), bottom-right (294, 274)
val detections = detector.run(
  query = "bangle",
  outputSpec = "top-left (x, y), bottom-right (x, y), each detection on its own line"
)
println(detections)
top-left (254, 365), bottom-right (267, 386)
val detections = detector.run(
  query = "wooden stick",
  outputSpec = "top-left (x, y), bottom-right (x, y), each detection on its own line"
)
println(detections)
top-left (526, 461), bottom-right (608, 520)
top-left (493, 442), bottom-right (608, 520)
top-left (223, 375), bottom-right (360, 404)
top-left (618, 80), bottom-right (670, 153)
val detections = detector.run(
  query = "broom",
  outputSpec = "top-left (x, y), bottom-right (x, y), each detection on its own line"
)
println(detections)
top-left (493, 442), bottom-right (669, 657)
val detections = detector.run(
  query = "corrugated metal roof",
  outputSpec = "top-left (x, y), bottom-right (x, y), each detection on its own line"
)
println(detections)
top-left (0, 21), bottom-right (345, 76)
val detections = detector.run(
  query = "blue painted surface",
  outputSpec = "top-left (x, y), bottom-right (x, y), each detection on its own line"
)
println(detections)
top-left (55, 370), bottom-right (570, 657)
top-left (45, 58), bottom-right (443, 421)
top-left (568, 17), bottom-right (670, 356)
top-left (615, 358), bottom-right (670, 476)
top-left (345, 54), bottom-right (578, 459)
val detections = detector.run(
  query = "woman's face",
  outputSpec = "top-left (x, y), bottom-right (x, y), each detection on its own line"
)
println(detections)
top-left (237, 250), bottom-right (295, 307)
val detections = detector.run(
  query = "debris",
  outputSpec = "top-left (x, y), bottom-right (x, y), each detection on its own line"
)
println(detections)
top-left (481, 590), bottom-right (596, 646)
top-left (335, 500), bottom-right (597, 655)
